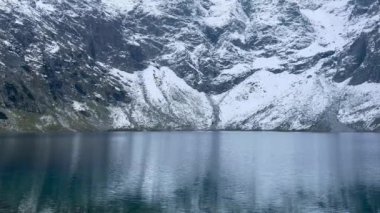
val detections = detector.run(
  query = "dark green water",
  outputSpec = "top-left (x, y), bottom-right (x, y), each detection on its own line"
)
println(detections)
top-left (0, 132), bottom-right (379, 213)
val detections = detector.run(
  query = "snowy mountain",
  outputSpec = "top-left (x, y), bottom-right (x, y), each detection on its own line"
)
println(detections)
top-left (0, 0), bottom-right (379, 132)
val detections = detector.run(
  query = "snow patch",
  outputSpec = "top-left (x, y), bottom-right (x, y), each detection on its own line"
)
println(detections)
top-left (35, 0), bottom-right (56, 13)
top-left (216, 68), bottom-right (332, 130)
top-left (140, 66), bottom-right (167, 105)
top-left (94, 93), bottom-right (103, 99)
top-left (204, 0), bottom-right (237, 27)
top-left (338, 82), bottom-right (380, 129)
top-left (108, 107), bottom-right (131, 129)
top-left (298, 0), bottom-right (349, 57)
top-left (72, 101), bottom-right (88, 111)
top-left (103, 0), bottom-right (138, 14)
top-left (15, 19), bottom-right (23, 25)
top-left (46, 42), bottom-right (60, 54)
top-left (252, 56), bottom-right (282, 69)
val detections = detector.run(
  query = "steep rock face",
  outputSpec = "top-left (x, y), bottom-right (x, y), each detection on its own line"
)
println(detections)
top-left (0, 0), bottom-right (379, 132)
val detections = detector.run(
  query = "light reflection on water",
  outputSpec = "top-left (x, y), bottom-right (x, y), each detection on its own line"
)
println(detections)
top-left (0, 132), bottom-right (379, 212)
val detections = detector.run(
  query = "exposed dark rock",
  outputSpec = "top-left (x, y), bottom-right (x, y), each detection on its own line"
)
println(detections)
top-left (333, 28), bottom-right (380, 85)
top-left (0, 112), bottom-right (7, 120)
top-left (79, 110), bottom-right (91, 118)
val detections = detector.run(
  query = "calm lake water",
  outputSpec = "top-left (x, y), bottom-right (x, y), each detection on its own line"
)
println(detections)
top-left (0, 132), bottom-right (379, 213)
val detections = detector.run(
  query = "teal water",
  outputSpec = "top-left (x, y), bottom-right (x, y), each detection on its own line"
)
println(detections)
top-left (0, 132), bottom-right (379, 212)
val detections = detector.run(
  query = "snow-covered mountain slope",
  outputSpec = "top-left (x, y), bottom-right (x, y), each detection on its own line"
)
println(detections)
top-left (0, 0), bottom-right (379, 132)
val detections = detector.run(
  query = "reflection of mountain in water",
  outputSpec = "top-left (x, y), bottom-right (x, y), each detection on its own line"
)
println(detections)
top-left (0, 132), bottom-right (379, 212)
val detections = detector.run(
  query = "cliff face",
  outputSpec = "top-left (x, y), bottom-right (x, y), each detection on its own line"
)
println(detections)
top-left (0, 0), bottom-right (379, 132)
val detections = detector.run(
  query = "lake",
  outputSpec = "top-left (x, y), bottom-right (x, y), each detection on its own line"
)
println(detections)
top-left (0, 132), bottom-right (379, 212)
